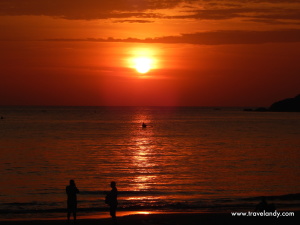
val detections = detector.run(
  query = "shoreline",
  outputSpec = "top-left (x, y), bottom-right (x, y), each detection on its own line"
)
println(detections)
top-left (1, 211), bottom-right (298, 225)
top-left (0, 210), bottom-right (209, 221)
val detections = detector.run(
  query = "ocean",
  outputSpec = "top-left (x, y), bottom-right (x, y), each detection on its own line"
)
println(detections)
top-left (0, 106), bottom-right (299, 220)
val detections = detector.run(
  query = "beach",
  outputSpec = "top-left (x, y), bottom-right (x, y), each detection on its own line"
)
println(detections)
top-left (1, 212), bottom-right (299, 225)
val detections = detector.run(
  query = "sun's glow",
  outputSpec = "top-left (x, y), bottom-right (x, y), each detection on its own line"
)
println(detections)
top-left (134, 57), bottom-right (152, 74)
top-left (127, 47), bottom-right (158, 76)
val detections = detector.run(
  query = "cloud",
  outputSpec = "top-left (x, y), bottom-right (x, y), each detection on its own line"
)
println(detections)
top-left (1, 0), bottom-right (299, 24)
top-left (46, 29), bottom-right (300, 45)
top-left (171, 6), bottom-right (300, 23)
top-left (0, 0), bottom-right (182, 20)
top-left (113, 19), bottom-right (154, 23)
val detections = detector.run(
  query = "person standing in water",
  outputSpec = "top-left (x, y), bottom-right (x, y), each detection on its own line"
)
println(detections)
top-left (105, 181), bottom-right (118, 221)
top-left (66, 179), bottom-right (79, 223)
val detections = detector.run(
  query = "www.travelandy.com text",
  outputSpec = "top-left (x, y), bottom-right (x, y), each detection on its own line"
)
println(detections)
top-left (231, 210), bottom-right (294, 218)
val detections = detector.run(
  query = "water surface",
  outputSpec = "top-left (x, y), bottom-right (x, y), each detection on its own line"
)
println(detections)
top-left (0, 106), bottom-right (299, 219)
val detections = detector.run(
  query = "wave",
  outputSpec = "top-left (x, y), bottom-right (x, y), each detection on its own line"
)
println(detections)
top-left (1, 193), bottom-right (299, 216)
top-left (242, 193), bottom-right (300, 201)
top-left (80, 190), bottom-right (166, 196)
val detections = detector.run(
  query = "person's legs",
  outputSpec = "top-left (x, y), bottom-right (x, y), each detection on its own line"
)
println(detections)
top-left (73, 210), bottom-right (77, 221)
top-left (110, 206), bottom-right (117, 224)
top-left (110, 205), bottom-right (117, 218)
top-left (67, 208), bottom-right (71, 221)
top-left (67, 204), bottom-right (77, 223)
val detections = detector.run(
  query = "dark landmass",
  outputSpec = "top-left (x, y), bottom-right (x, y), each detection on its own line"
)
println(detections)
top-left (244, 94), bottom-right (300, 112)
top-left (269, 94), bottom-right (300, 112)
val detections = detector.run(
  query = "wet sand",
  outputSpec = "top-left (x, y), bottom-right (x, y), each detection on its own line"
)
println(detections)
top-left (1, 212), bottom-right (298, 225)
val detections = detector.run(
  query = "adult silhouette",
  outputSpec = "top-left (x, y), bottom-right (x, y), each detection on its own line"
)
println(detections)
top-left (66, 179), bottom-right (79, 222)
top-left (105, 181), bottom-right (118, 221)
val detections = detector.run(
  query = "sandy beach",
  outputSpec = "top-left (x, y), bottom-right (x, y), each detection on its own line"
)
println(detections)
top-left (1, 212), bottom-right (298, 225)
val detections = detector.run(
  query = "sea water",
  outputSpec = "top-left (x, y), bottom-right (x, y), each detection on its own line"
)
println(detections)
top-left (0, 106), bottom-right (299, 219)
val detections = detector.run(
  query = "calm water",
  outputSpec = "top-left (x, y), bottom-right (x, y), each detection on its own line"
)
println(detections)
top-left (0, 106), bottom-right (300, 219)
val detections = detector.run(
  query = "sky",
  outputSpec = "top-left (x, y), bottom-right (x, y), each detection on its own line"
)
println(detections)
top-left (1, 0), bottom-right (300, 107)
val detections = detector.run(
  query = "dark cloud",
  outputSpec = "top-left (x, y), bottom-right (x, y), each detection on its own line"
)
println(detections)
top-left (113, 19), bottom-right (154, 23)
top-left (244, 19), bottom-right (297, 25)
top-left (0, 0), bottom-right (182, 20)
top-left (170, 8), bottom-right (245, 20)
top-left (168, 30), bottom-right (300, 45)
top-left (253, 8), bottom-right (300, 21)
top-left (46, 29), bottom-right (300, 45)
top-left (200, 0), bottom-right (299, 4)
top-left (0, 0), bottom-right (299, 25)
top-left (173, 6), bottom-right (300, 23)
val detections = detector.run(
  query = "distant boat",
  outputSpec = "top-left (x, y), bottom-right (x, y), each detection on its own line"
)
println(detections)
top-left (142, 122), bottom-right (147, 128)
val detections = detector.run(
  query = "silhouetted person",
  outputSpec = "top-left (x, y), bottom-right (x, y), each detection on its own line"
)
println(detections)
top-left (255, 196), bottom-right (276, 212)
top-left (105, 181), bottom-right (118, 222)
top-left (142, 122), bottom-right (147, 128)
top-left (66, 179), bottom-right (79, 223)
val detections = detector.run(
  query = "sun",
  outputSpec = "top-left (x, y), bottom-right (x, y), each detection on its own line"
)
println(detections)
top-left (134, 57), bottom-right (152, 74)
top-left (127, 47), bottom-right (158, 76)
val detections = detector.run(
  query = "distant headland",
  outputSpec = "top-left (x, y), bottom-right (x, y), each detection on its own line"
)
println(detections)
top-left (269, 94), bottom-right (300, 112)
top-left (244, 94), bottom-right (300, 112)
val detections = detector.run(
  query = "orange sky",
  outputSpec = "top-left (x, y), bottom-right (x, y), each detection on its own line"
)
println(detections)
top-left (1, 0), bottom-right (300, 106)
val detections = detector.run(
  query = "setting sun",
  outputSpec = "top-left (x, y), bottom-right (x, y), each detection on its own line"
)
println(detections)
top-left (127, 47), bottom-right (159, 76)
top-left (134, 57), bottom-right (152, 74)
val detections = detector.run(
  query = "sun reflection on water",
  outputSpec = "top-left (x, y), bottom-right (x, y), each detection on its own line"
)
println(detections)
top-left (128, 110), bottom-right (159, 192)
